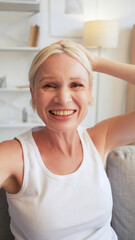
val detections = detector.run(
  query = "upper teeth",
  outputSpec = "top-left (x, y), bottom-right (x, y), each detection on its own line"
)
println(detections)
top-left (50, 110), bottom-right (75, 116)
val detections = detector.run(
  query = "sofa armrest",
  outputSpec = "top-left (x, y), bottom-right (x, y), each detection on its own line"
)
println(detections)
top-left (106, 145), bottom-right (135, 240)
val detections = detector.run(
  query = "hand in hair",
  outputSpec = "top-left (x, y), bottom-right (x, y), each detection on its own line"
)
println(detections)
top-left (55, 40), bottom-right (97, 71)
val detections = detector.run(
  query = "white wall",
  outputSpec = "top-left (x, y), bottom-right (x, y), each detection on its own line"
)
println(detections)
top-left (95, 0), bottom-right (135, 121)
top-left (0, 0), bottom-right (135, 141)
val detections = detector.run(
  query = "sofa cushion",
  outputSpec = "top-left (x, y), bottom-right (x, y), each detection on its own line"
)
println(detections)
top-left (0, 188), bottom-right (14, 240)
top-left (106, 145), bottom-right (135, 240)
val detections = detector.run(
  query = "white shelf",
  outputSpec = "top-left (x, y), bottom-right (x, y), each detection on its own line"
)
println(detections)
top-left (0, 1), bottom-right (40, 12)
top-left (0, 47), bottom-right (40, 52)
top-left (0, 87), bottom-right (29, 92)
top-left (0, 1), bottom-right (41, 133)
top-left (0, 121), bottom-right (42, 128)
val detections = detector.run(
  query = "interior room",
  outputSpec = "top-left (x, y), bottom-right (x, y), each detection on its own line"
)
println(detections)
top-left (0, 0), bottom-right (135, 141)
top-left (0, 1), bottom-right (135, 240)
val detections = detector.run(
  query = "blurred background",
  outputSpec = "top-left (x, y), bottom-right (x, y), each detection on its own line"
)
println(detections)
top-left (0, 0), bottom-right (135, 141)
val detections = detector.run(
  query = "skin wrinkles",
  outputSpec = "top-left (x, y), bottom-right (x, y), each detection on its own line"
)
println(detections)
top-left (31, 53), bottom-right (92, 134)
top-left (39, 76), bottom-right (88, 84)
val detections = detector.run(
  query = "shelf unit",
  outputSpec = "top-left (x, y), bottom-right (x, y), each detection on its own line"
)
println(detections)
top-left (0, 87), bottom-right (40, 127)
top-left (0, 87), bottom-right (29, 92)
top-left (0, 1), bottom-right (40, 12)
top-left (0, 1), bottom-right (41, 138)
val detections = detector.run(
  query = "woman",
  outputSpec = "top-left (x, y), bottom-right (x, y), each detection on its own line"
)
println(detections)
top-left (0, 41), bottom-right (135, 240)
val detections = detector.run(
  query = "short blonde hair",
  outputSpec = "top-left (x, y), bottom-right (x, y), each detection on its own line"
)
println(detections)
top-left (29, 43), bottom-right (93, 89)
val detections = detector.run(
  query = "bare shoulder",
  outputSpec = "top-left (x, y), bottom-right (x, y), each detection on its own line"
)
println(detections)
top-left (0, 139), bottom-right (22, 161)
top-left (0, 139), bottom-right (24, 192)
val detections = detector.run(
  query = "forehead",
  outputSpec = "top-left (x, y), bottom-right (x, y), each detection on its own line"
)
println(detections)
top-left (36, 53), bottom-right (89, 78)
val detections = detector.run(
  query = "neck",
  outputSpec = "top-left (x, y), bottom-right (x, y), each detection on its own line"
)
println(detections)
top-left (41, 127), bottom-right (80, 156)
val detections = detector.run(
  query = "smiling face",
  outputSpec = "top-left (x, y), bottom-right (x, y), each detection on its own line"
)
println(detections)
top-left (31, 53), bottom-right (92, 133)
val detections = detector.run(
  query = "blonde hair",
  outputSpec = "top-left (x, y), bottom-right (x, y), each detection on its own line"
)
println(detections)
top-left (29, 43), bottom-right (93, 89)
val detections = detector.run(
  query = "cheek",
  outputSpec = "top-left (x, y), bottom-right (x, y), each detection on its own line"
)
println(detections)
top-left (35, 93), bottom-right (46, 109)
top-left (34, 90), bottom-right (55, 109)
top-left (77, 90), bottom-right (91, 105)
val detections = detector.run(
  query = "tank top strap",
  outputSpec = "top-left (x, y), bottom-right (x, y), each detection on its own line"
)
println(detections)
top-left (77, 126), bottom-right (104, 168)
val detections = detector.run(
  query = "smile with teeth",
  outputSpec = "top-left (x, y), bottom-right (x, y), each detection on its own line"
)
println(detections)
top-left (49, 110), bottom-right (76, 116)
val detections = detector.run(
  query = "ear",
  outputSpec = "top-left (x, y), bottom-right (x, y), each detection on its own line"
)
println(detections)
top-left (88, 87), bottom-right (93, 105)
top-left (30, 86), bottom-right (35, 110)
top-left (88, 96), bottom-right (93, 105)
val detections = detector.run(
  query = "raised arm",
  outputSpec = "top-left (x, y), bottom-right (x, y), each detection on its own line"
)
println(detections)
top-left (57, 40), bottom-right (135, 85)
top-left (88, 53), bottom-right (135, 157)
top-left (94, 57), bottom-right (135, 85)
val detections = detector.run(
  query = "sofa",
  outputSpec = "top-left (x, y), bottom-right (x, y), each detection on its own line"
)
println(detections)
top-left (106, 145), bottom-right (135, 240)
top-left (0, 145), bottom-right (135, 240)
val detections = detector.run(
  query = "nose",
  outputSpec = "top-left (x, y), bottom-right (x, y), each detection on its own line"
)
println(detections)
top-left (54, 87), bottom-right (72, 105)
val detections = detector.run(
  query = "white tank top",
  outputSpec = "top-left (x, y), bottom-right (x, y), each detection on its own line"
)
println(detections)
top-left (6, 126), bottom-right (117, 240)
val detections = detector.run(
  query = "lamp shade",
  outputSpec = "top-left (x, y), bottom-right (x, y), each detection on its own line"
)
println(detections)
top-left (83, 20), bottom-right (119, 48)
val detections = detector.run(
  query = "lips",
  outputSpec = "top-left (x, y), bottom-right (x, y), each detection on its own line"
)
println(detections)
top-left (49, 110), bottom-right (76, 116)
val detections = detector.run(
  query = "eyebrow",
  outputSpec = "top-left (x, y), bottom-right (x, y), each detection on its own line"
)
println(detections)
top-left (39, 76), bottom-right (56, 82)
